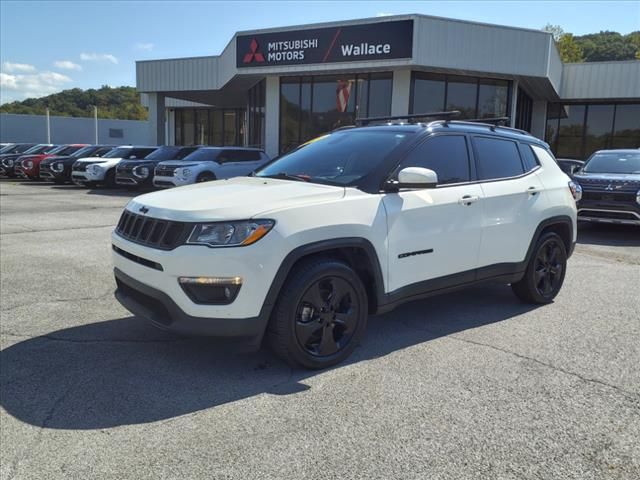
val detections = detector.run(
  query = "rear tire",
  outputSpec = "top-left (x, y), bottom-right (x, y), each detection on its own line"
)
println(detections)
top-left (267, 257), bottom-right (368, 369)
top-left (196, 172), bottom-right (216, 183)
top-left (512, 232), bottom-right (567, 304)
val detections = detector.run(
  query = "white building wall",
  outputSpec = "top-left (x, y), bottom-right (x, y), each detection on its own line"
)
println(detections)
top-left (264, 76), bottom-right (280, 158)
top-left (0, 113), bottom-right (151, 145)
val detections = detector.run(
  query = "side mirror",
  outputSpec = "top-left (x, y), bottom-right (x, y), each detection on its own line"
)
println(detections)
top-left (387, 167), bottom-right (438, 190)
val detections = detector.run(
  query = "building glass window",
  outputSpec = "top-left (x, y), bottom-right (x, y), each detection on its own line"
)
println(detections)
top-left (247, 79), bottom-right (265, 148)
top-left (182, 109), bottom-right (195, 146)
top-left (546, 102), bottom-right (640, 159)
top-left (195, 109), bottom-right (210, 145)
top-left (446, 76), bottom-right (477, 119)
top-left (278, 72), bottom-right (393, 154)
top-left (173, 108), bottom-right (245, 146)
top-left (411, 73), bottom-right (446, 114)
top-left (411, 72), bottom-right (511, 120)
top-left (613, 104), bottom-right (640, 148)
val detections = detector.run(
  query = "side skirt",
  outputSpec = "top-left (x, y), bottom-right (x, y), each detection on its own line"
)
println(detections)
top-left (376, 262), bottom-right (525, 315)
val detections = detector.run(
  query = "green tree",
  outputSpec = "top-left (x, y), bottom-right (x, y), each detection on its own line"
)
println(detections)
top-left (0, 86), bottom-right (148, 120)
top-left (557, 33), bottom-right (584, 63)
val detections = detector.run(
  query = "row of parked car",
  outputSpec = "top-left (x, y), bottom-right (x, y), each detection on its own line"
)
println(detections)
top-left (0, 143), bottom-right (271, 189)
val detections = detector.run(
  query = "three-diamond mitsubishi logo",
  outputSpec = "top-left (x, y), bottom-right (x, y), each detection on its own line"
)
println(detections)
top-left (243, 39), bottom-right (265, 64)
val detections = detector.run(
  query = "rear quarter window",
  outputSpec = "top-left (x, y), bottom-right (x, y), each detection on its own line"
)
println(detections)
top-left (473, 136), bottom-right (525, 180)
top-left (519, 143), bottom-right (540, 172)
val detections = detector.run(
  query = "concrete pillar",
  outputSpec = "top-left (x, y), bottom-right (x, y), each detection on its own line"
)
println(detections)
top-left (147, 92), bottom-right (166, 145)
top-left (391, 69), bottom-right (411, 116)
top-left (166, 109), bottom-right (176, 146)
top-left (509, 80), bottom-right (519, 127)
top-left (264, 76), bottom-right (280, 158)
top-left (530, 100), bottom-right (548, 141)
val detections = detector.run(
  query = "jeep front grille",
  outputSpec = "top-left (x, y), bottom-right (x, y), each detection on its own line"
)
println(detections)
top-left (115, 210), bottom-right (191, 250)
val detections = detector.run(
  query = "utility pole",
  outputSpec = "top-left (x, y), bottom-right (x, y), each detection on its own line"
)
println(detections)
top-left (45, 108), bottom-right (51, 143)
top-left (94, 106), bottom-right (98, 144)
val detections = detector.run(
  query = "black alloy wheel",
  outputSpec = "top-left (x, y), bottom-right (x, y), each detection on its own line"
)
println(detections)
top-left (512, 232), bottom-right (567, 304)
top-left (295, 276), bottom-right (359, 357)
top-left (268, 258), bottom-right (368, 369)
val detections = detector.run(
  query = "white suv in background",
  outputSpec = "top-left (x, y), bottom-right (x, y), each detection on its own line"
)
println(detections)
top-left (72, 146), bottom-right (157, 187)
top-left (113, 118), bottom-right (578, 369)
top-left (153, 147), bottom-right (270, 188)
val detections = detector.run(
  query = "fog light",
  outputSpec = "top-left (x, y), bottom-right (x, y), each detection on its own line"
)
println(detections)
top-left (178, 276), bottom-right (242, 305)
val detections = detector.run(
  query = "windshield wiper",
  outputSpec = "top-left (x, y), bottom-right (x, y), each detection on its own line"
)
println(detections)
top-left (261, 172), bottom-right (309, 182)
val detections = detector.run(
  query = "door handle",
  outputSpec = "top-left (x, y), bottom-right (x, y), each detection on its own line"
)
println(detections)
top-left (527, 186), bottom-right (542, 195)
top-left (458, 194), bottom-right (480, 206)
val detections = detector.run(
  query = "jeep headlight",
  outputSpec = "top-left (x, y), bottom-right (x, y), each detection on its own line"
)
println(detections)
top-left (187, 220), bottom-right (275, 247)
top-left (636, 189), bottom-right (640, 205)
top-left (133, 165), bottom-right (150, 178)
top-left (5, 159), bottom-right (14, 166)
top-left (89, 164), bottom-right (103, 174)
top-left (52, 162), bottom-right (64, 172)
top-left (24, 160), bottom-right (33, 169)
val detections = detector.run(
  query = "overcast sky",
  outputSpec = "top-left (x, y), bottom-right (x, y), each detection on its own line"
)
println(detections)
top-left (1, 0), bottom-right (639, 104)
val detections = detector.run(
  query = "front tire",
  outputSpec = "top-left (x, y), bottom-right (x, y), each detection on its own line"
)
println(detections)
top-left (267, 257), bottom-right (368, 369)
top-left (512, 232), bottom-right (567, 304)
top-left (196, 172), bottom-right (216, 183)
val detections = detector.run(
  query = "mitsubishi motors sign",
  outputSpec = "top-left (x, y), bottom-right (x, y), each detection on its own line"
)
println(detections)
top-left (236, 20), bottom-right (413, 67)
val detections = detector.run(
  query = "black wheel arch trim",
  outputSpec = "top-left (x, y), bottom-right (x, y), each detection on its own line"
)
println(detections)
top-left (260, 237), bottom-right (386, 320)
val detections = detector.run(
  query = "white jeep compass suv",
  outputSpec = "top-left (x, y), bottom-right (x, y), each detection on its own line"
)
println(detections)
top-left (113, 118), bottom-right (578, 369)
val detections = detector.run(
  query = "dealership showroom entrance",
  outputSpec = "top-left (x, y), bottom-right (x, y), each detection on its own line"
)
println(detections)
top-left (137, 14), bottom-right (639, 159)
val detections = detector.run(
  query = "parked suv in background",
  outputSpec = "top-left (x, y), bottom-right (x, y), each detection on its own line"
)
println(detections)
top-left (1, 144), bottom-right (54, 177)
top-left (153, 147), bottom-right (270, 188)
top-left (16, 144), bottom-right (88, 180)
top-left (0, 143), bottom-right (36, 156)
top-left (574, 149), bottom-right (640, 225)
top-left (72, 146), bottom-right (158, 187)
top-left (40, 145), bottom-right (115, 184)
top-left (113, 116), bottom-right (578, 369)
top-left (116, 146), bottom-right (200, 188)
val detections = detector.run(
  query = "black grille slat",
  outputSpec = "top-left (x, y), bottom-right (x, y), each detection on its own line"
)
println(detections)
top-left (115, 211), bottom-right (190, 250)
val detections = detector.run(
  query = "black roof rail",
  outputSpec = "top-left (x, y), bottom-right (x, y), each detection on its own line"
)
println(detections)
top-left (355, 110), bottom-right (461, 126)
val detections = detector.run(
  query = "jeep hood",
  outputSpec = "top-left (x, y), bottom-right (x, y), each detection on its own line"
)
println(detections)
top-left (127, 176), bottom-right (345, 222)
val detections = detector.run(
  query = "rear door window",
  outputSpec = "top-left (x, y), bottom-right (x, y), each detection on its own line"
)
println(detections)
top-left (218, 150), bottom-right (262, 163)
top-left (473, 137), bottom-right (525, 180)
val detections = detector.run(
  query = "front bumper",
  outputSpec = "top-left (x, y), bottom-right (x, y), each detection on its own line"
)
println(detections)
top-left (71, 171), bottom-right (90, 185)
top-left (116, 172), bottom-right (151, 186)
top-left (577, 198), bottom-right (640, 226)
top-left (114, 268), bottom-right (266, 340)
top-left (111, 230), bottom-right (286, 339)
top-left (152, 175), bottom-right (181, 188)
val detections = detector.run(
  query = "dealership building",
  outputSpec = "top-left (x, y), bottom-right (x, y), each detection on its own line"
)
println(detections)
top-left (136, 14), bottom-right (640, 159)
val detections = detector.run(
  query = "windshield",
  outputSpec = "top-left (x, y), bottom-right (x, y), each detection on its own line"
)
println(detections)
top-left (102, 147), bottom-right (132, 159)
top-left (182, 148), bottom-right (220, 162)
top-left (71, 146), bottom-right (97, 158)
top-left (256, 130), bottom-right (410, 185)
top-left (583, 151), bottom-right (640, 174)
top-left (144, 146), bottom-right (198, 161)
top-left (49, 145), bottom-right (85, 156)
top-left (23, 144), bottom-right (52, 155)
top-left (0, 144), bottom-right (15, 154)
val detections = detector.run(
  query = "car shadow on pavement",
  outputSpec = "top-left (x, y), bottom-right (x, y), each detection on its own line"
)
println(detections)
top-left (577, 223), bottom-right (640, 247)
top-left (1, 284), bottom-right (539, 431)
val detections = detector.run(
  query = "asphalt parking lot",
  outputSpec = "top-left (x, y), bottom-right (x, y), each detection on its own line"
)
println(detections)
top-left (1, 179), bottom-right (639, 480)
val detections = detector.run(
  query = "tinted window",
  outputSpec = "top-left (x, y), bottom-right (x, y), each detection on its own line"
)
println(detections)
top-left (183, 148), bottom-right (221, 162)
top-left (129, 148), bottom-right (156, 159)
top-left (258, 130), bottom-right (409, 186)
top-left (145, 146), bottom-right (183, 161)
top-left (474, 137), bottom-right (524, 180)
top-left (103, 147), bottom-right (132, 158)
top-left (396, 135), bottom-right (470, 185)
top-left (519, 144), bottom-right (539, 172)
top-left (218, 150), bottom-right (262, 162)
